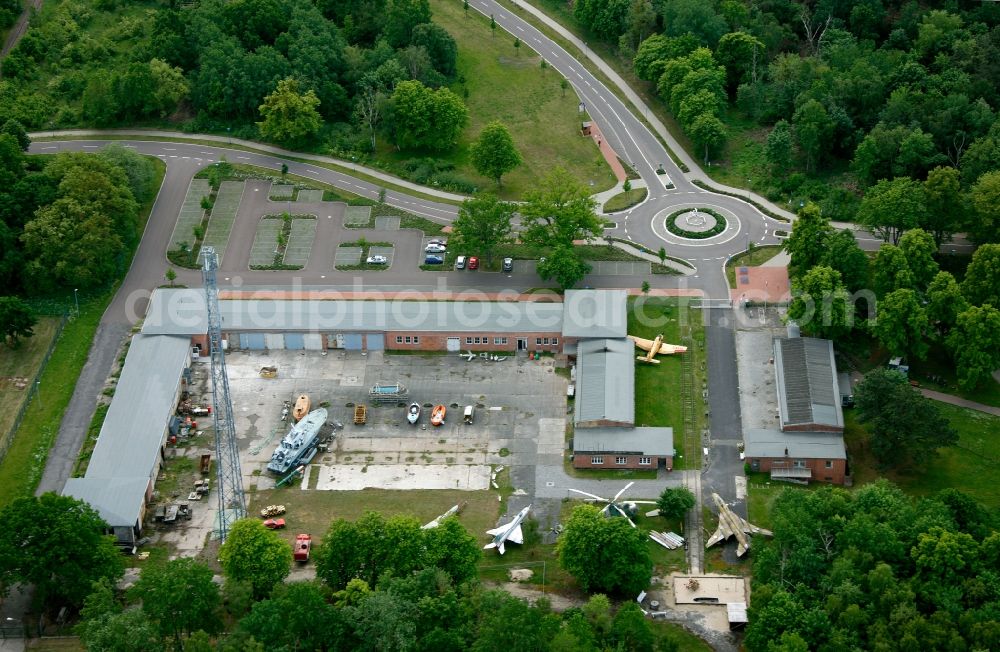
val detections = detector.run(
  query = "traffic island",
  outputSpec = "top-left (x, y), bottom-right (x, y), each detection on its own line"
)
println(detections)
top-left (665, 208), bottom-right (727, 239)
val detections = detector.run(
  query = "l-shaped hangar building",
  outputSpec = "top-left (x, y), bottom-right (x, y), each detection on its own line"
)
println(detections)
top-left (64, 288), bottom-right (676, 547)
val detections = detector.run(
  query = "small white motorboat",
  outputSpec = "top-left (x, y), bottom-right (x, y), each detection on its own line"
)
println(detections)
top-left (407, 402), bottom-right (421, 425)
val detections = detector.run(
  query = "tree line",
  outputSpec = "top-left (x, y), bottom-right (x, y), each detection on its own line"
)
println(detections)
top-left (0, 493), bottom-right (689, 651)
top-left (573, 0), bottom-right (1000, 224)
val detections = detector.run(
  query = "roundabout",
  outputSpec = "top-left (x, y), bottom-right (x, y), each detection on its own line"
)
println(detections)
top-left (648, 201), bottom-right (745, 250)
top-left (665, 207), bottom-right (727, 239)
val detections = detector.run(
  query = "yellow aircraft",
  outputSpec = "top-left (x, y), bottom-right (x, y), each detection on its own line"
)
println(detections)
top-left (705, 493), bottom-right (772, 557)
top-left (628, 334), bottom-right (688, 364)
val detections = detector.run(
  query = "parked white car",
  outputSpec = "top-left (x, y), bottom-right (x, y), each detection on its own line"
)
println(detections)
top-left (366, 254), bottom-right (388, 264)
top-left (425, 243), bottom-right (447, 253)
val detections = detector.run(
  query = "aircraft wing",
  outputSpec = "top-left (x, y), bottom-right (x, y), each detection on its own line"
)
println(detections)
top-left (738, 517), bottom-right (773, 537)
top-left (507, 524), bottom-right (524, 545)
top-left (628, 335), bottom-right (656, 352)
top-left (705, 523), bottom-right (731, 549)
top-left (654, 343), bottom-right (688, 355)
top-left (486, 525), bottom-right (507, 536)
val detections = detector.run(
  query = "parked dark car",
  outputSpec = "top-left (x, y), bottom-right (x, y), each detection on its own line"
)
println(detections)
top-left (424, 255), bottom-right (444, 265)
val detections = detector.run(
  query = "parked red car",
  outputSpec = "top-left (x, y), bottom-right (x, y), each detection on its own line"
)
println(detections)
top-left (468, 256), bottom-right (479, 270)
top-left (263, 518), bottom-right (286, 529)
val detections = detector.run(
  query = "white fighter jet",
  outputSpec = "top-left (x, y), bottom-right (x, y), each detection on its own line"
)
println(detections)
top-left (484, 504), bottom-right (531, 555)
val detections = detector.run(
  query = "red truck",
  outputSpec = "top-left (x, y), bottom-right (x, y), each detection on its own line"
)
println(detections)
top-left (294, 534), bottom-right (312, 562)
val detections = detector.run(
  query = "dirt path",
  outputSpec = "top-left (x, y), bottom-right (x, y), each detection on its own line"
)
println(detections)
top-left (1, 0), bottom-right (42, 63)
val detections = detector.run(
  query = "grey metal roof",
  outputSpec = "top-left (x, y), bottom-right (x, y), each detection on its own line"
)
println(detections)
top-left (743, 428), bottom-right (846, 459)
top-left (63, 477), bottom-right (149, 527)
top-left (84, 334), bottom-right (192, 479)
top-left (574, 338), bottom-right (635, 425)
top-left (573, 426), bottom-right (675, 457)
top-left (561, 289), bottom-right (628, 338)
top-left (143, 289), bottom-right (568, 335)
top-left (773, 337), bottom-right (844, 430)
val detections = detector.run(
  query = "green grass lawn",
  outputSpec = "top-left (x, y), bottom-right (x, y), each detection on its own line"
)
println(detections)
top-left (417, 0), bottom-right (616, 200)
top-left (724, 245), bottom-right (784, 288)
top-left (906, 347), bottom-right (1000, 408)
top-left (0, 290), bottom-right (115, 506)
top-left (602, 188), bottom-right (648, 213)
top-left (0, 317), bottom-right (64, 444)
top-left (844, 406), bottom-right (1000, 509)
top-left (627, 298), bottom-right (705, 470)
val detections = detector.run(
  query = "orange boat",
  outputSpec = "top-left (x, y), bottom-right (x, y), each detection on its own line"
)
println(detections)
top-left (292, 394), bottom-right (311, 422)
top-left (430, 404), bottom-right (446, 427)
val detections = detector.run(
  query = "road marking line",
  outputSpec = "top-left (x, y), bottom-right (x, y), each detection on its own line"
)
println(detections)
top-left (237, 156), bottom-right (249, 160)
top-left (163, 148), bottom-right (176, 151)
top-left (83, 145), bottom-right (97, 149)
top-left (40, 146), bottom-right (55, 150)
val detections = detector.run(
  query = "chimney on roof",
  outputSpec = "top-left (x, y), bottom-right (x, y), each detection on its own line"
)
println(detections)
top-left (784, 447), bottom-right (789, 457)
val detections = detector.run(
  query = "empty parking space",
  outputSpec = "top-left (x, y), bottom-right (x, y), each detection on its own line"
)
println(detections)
top-left (249, 219), bottom-right (282, 267)
top-left (374, 216), bottom-right (400, 230)
top-left (169, 179), bottom-right (210, 251)
top-left (297, 189), bottom-right (323, 203)
top-left (284, 218), bottom-right (316, 267)
top-left (202, 181), bottom-right (245, 263)
top-left (269, 184), bottom-right (294, 200)
top-left (334, 246), bottom-right (362, 267)
top-left (344, 206), bottom-right (372, 227)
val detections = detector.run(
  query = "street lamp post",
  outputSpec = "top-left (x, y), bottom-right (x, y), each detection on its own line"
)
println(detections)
top-left (73, 288), bottom-right (79, 316)
top-left (747, 178), bottom-right (751, 201)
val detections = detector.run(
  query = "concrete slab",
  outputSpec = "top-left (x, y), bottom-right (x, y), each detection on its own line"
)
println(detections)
top-left (673, 575), bottom-right (747, 605)
top-left (249, 218), bottom-right (281, 267)
top-left (368, 245), bottom-right (394, 267)
top-left (589, 260), bottom-right (650, 275)
top-left (313, 464), bottom-right (491, 490)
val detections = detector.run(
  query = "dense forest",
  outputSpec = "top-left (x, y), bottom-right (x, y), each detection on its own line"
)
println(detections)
top-left (0, 128), bottom-right (156, 296)
top-left (0, 0), bottom-right (479, 183)
top-left (564, 0), bottom-right (1000, 223)
top-left (747, 481), bottom-right (1000, 652)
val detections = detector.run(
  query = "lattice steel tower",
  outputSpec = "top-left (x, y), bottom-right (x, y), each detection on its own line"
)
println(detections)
top-left (202, 246), bottom-right (246, 541)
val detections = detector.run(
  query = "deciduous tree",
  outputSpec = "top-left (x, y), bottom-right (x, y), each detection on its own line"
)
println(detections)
top-left (922, 166), bottom-right (963, 246)
top-left (0, 494), bottom-right (124, 609)
top-left (470, 121), bottom-right (522, 187)
top-left (822, 229), bottom-right (869, 293)
top-left (390, 80), bottom-right (468, 151)
top-left (131, 558), bottom-right (221, 644)
top-left (872, 244), bottom-right (915, 298)
top-left (451, 194), bottom-right (515, 267)
top-left (874, 288), bottom-right (929, 360)
top-left (257, 77), bottom-right (322, 144)
top-left (689, 112), bottom-right (727, 163)
top-left (422, 518), bottom-right (482, 585)
top-left (219, 519), bottom-right (292, 600)
top-left (926, 271), bottom-right (967, 335)
top-left (856, 177), bottom-right (926, 245)
top-left (0, 296), bottom-right (35, 347)
top-left (897, 228), bottom-right (939, 290)
top-left (855, 369), bottom-right (957, 469)
top-left (947, 305), bottom-right (1000, 390)
top-left (521, 168), bottom-right (601, 248)
top-left (238, 581), bottom-right (345, 651)
top-left (784, 202), bottom-right (833, 279)
top-left (788, 265), bottom-right (854, 339)
top-left (655, 487), bottom-right (696, 522)
top-left (537, 244), bottom-right (592, 290)
top-left (793, 99), bottom-right (832, 172)
top-left (765, 120), bottom-right (793, 178)
top-left (969, 170), bottom-right (1000, 244)
top-left (557, 504), bottom-right (652, 595)
top-left (960, 243), bottom-right (1000, 308)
